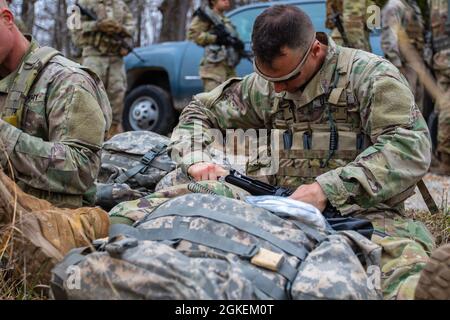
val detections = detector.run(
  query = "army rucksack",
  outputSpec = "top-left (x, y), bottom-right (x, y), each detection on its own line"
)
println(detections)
top-left (95, 131), bottom-right (176, 210)
top-left (51, 194), bottom-right (382, 300)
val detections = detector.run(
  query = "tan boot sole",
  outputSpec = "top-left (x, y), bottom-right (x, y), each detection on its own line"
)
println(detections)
top-left (415, 244), bottom-right (450, 300)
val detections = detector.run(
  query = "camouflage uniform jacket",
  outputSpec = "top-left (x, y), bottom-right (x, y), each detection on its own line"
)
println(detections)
top-left (187, 9), bottom-right (240, 68)
top-left (381, 0), bottom-right (426, 67)
top-left (72, 0), bottom-right (136, 57)
top-left (326, 0), bottom-right (375, 51)
top-left (0, 38), bottom-right (111, 208)
top-left (169, 33), bottom-right (432, 216)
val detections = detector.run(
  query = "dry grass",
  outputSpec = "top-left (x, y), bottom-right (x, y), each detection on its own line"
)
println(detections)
top-left (405, 207), bottom-right (450, 246)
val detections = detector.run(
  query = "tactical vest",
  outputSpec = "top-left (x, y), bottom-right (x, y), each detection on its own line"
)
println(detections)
top-left (2, 46), bottom-right (112, 132)
top-left (82, 0), bottom-right (129, 56)
top-left (254, 47), bottom-right (363, 188)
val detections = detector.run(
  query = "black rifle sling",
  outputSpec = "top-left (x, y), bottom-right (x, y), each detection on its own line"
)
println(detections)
top-left (114, 143), bottom-right (167, 184)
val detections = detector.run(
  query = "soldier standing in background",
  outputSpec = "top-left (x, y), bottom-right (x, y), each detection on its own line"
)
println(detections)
top-left (428, 0), bottom-right (450, 175)
top-left (187, 0), bottom-right (241, 92)
top-left (381, 0), bottom-right (430, 111)
top-left (71, 0), bottom-right (136, 139)
top-left (326, 0), bottom-right (374, 52)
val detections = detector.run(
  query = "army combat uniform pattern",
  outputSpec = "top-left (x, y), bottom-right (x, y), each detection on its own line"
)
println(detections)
top-left (429, 0), bottom-right (450, 165)
top-left (381, 0), bottom-right (428, 111)
top-left (71, 0), bottom-right (135, 133)
top-left (168, 34), bottom-right (435, 299)
top-left (326, 0), bottom-right (374, 52)
top-left (187, 8), bottom-right (239, 92)
top-left (0, 38), bottom-right (111, 208)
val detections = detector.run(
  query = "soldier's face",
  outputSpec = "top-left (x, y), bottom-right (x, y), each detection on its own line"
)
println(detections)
top-left (214, 0), bottom-right (231, 12)
top-left (0, 8), bottom-right (14, 65)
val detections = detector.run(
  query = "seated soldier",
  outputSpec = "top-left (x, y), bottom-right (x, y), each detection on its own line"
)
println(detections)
top-left (168, 5), bottom-right (450, 300)
top-left (0, 0), bottom-right (111, 290)
top-left (0, 0), bottom-right (112, 208)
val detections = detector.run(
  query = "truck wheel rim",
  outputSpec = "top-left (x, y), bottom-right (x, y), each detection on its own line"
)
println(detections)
top-left (129, 96), bottom-right (159, 131)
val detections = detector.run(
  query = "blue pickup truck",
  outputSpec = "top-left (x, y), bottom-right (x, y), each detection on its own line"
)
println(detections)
top-left (124, 0), bottom-right (382, 134)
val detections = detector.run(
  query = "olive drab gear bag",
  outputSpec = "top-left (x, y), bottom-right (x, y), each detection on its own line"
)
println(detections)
top-left (1, 45), bottom-right (112, 132)
top-left (51, 194), bottom-right (382, 300)
top-left (95, 131), bottom-right (176, 210)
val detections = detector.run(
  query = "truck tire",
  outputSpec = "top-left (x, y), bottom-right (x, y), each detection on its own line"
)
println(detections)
top-left (123, 85), bottom-right (177, 135)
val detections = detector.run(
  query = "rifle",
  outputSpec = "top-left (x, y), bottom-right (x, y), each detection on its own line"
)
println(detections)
top-left (224, 169), bottom-right (374, 239)
top-left (329, 8), bottom-right (350, 47)
top-left (74, 3), bottom-right (145, 63)
top-left (225, 169), bottom-right (293, 197)
top-left (193, 7), bottom-right (253, 62)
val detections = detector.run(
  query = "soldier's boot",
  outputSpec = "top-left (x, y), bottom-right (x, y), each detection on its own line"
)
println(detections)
top-left (106, 123), bottom-right (124, 140)
top-left (429, 153), bottom-right (450, 176)
top-left (0, 172), bottom-right (110, 289)
top-left (415, 244), bottom-right (450, 300)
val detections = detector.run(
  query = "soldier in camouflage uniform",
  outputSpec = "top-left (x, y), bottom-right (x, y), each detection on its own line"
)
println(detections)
top-left (71, 0), bottom-right (136, 138)
top-left (187, 0), bottom-right (240, 92)
top-left (428, 0), bottom-right (450, 175)
top-left (0, 1), bottom-right (111, 289)
top-left (167, 5), bottom-right (442, 299)
top-left (326, 0), bottom-right (374, 52)
top-left (0, 1), bottom-right (111, 208)
top-left (381, 0), bottom-right (430, 111)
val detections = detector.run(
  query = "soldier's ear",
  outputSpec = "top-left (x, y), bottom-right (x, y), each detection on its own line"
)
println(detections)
top-left (310, 40), bottom-right (321, 56)
top-left (0, 8), bottom-right (14, 27)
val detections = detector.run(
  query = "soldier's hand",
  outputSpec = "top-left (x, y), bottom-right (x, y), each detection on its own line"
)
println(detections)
top-left (97, 19), bottom-right (123, 34)
top-left (289, 182), bottom-right (328, 212)
top-left (188, 162), bottom-right (229, 182)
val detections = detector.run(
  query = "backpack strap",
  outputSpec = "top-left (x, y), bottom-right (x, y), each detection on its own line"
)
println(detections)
top-left (327, 46), bottom-right (357, 106)
top-left (144, 205), bottom-right (308, 261)
top-left (109, 223), bottom-right (298, 296)
top-left (114, 143), bottom-right (168, 184)
top-left (4, 46), bottom-right (61, 127)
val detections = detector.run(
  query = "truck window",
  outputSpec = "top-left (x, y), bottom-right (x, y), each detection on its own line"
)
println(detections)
top-left (229, 2), bottom-right (326, 43)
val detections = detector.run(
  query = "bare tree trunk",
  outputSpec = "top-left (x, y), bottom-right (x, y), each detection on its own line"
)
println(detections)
top-left (159, 0), bottom-right (192, 42)
top-left (135, 0), bottom-right (145, 47)
top-left (21, 0), bottom-right (38, 34)
top-left (51, 0), bottom-right (71, 56)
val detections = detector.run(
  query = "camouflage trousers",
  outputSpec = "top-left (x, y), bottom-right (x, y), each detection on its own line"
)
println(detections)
top-left (199, 61), bottom-right (236, 92)
top-left (110, 169), bottom-right (435, 300)
top-left (354, 210), bottom-right (434, 300)
top-left (0, 172), bottom-right (109, 286)
top-left (82, 55), bottom-right (127, 126)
